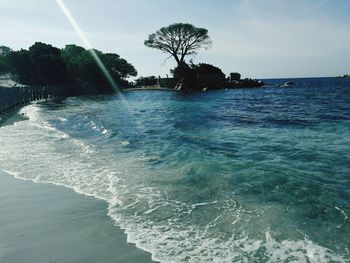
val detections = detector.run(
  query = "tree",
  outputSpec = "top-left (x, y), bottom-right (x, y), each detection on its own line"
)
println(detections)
top-left (7, 49), bottom-right (34, 84)
top-left (5, 42), bottom-right (137, 90)
top-left (61, 44), bottom-right (86, 81)
top-left (104, 53), bottom-right (137, 79)
top-left (29, 42), bottom-right (69, 84)
top-left (77, 49), bottom-right (107, 84)
top-left (61, 44), bottom-right (85, 65)
top-left (144, 23), bottom-right (212, 66)
top-left (0, 46), bottom-right (12, 57)
top-left (135, 76), bottom-right (158, 86)
top-left (191, 63), bottom-right (224, 75)
top-left (8, 43), bottom-right (71, 85)
top-left (170, 62), bottom-right (226, 90)
top-left (76, 49), bottom-right (137, 86)
top-left (0, 46), bottom-right (13, 73)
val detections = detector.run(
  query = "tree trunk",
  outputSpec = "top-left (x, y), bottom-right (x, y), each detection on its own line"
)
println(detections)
top-left (180, 53), bottom-right (186, 64)
top-left (173, 54), bottom-right (181, 66)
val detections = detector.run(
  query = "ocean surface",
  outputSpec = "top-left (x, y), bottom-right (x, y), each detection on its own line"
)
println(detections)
top-left (0, 77), bottom-right (349, 262)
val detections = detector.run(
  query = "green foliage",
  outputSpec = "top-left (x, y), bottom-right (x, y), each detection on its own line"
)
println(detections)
top-left (145, 23), bottom-right (212, 66)
top-left (76, 49), bottom-right (106, 84)
top-left (171, 62), bottom-right (224, 79)
top-left (0, 46), bottom-right (13, 73)
top-left (7, 42), bottom-right (70, 85)
top-left (135, 76), bottom-right (158, 86)
top-left (75, 49), bottom-right (137, 85)
top-left (191, 63), bottom-right (224, 75)
top-left (104, 53), bottom-right (137, 79)
top-left (171, 62), bottom-right (225, 90)
top-left (171, 62), bottom-right (193, 80)
top-left (4, 42), bottom-right (137, 90)
top-left (61, 44), bottom-right (85, 64)
top-left (29, 42), bottom-right (70, 84)
top-left (61, 45), bottom-right (137, 86)
top-left (0, 46), bottom-right (12, 57)
top-left (7, 49), bottom-right (34, 84)
top-left (60, 44), bottom-right (86, 81)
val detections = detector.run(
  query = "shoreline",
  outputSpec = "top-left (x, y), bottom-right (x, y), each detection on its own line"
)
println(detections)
top-left (0, 171), bottom-right (154, 263)
top-left (124, 86), bottom-right (174, 91)
top-left (0, 107), bottom-right (29, 127)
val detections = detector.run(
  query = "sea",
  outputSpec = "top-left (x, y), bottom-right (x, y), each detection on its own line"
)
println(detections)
top-left (0, 77), bottom-right (349, 262)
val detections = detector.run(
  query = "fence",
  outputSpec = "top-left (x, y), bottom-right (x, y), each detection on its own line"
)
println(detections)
top-left (0, 85), bottom-right (72, 113)
top-left (0, 84), bottom-right (113, 113)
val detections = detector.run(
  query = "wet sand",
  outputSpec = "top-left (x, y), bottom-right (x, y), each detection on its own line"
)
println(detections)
top-left (0, 171), bottom-right (154, 263)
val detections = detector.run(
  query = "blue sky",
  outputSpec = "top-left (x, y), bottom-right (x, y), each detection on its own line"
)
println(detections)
top-left (1, 0), bottom-right (349, 78)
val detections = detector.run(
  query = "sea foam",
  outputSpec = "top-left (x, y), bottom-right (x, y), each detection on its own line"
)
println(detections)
top-left (0, 99), bottom-right (348, 263)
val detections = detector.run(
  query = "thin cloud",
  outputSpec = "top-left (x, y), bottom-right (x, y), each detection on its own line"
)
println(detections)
top-left (1, 0), bottom-right (349, 78)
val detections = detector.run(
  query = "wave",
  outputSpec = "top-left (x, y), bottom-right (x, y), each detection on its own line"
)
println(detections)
top-left (0, 103), bottom-right (348, 263)
top-left (90, 120), bottom-right (112, 136)
top-left (21, 104), bottom-right (70, 140)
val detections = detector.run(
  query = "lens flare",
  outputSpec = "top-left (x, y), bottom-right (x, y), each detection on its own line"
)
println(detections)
top-left (55, 0), bottom-right (120, 93)
top-left (55, 0), bottom-right (148, 133)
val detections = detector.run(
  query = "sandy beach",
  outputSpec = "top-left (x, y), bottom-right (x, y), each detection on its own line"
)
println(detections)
top-left (0, 171), bottom-right (154, 263)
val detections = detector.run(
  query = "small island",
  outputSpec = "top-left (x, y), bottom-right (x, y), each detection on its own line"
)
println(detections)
top-left (335, 74), bottom-right (350, 79)
top-left (141, 23), bottom-right (264, 91)
top-left (0, 23), bottom-right (264, 96)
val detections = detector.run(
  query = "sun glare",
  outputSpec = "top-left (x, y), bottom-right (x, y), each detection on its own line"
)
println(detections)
top-left (55, 0), bottom-right (120, 93)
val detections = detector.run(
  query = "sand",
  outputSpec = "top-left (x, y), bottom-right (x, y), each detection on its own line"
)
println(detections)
top-left (0, 171), bottom-right (154, 263)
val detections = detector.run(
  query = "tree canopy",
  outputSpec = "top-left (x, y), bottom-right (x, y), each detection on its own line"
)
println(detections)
top-left (0, 46), bottom-right (13, 73)
top-left (7, 49), bottom-right (35, 84)
top-left (60, 44), bottom-right (86, 81)
top-left (191, 63), bottom-right (224, 75)
top-left (144, 23), bottom-right (212, 66)
top-left (104, 53), bottom-right (137, 79)
top-left (134, 76), bottom-right (158, 86)
top-left (170, 62), bottom-right (226, 91)
top-left (4, 42), bottom-right (137, 89)
top-left (29, 42), bottom-right (70, 84)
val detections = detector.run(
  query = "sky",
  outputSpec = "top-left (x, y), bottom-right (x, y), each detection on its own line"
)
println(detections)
top-left (0, 0), bottom-right (350, 79)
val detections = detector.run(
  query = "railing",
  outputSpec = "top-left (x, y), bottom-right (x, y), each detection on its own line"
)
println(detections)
top-left (0, 85), bottom-right (72, 113)
top-left (0, 83), bottom-right (118, 113)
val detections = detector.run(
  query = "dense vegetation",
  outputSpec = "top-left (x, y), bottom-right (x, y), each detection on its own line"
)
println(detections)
top-left (170, 62), bottom-right (223, 90)
top-left (1, 23), bottom-right (264, 93)
top-left (134, 76), bottom-right (158, 86)
top-left (0, 42), bottom-right (137, 92)
top-left (171, 63), bottom-right (223, 79)
top-left (0, 46), bottom-right (12, 74)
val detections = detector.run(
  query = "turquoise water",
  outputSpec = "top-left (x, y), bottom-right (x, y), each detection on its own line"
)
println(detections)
top-left (0, 78), bottom-right (349, 262)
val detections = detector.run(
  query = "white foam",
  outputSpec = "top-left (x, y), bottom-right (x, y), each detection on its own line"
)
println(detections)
top-left (21, 104), bottom-right (70, 139)
top-left (90, 120), bottom-right (112, 136)
top-left (335, 206), bottom-right (348, 221)
top-left (0, 104), bottom-right (347, 263)
top-left (121, 141), bottom-right (130, 146)
top-left (71, 138), bottom-right (96, 156)
top-left (58, 117), bottom-right (68, 122)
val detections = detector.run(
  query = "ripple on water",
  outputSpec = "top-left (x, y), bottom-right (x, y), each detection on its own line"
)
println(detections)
top-left (0, 80), bottom-right (350, 262)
